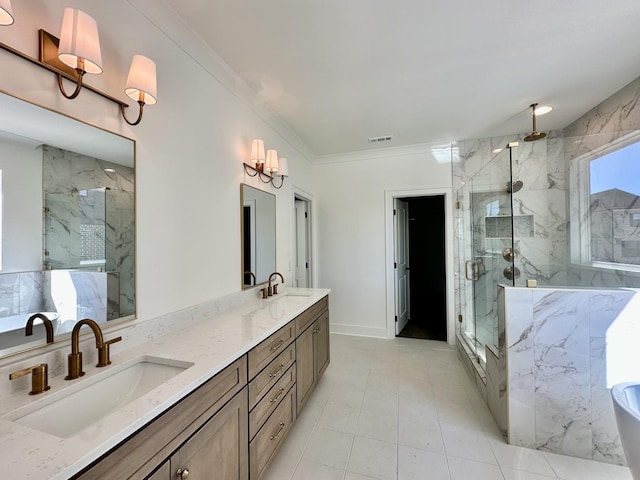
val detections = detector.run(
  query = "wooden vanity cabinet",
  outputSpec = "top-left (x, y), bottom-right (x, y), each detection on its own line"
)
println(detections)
top-left (296, 301), bottom-right (330, 412)
top-left (71, 357), bottom-right (248, 480)
top-left (69, 295), bottom-right (329, 480)
top-left (247, 320), bottom-right (297, 480)
top-left (166, 388), bottom-right (248, 480)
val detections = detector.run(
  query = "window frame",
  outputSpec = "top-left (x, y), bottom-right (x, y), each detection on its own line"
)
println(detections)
top-left (569, 131), bottom-right (640, 274)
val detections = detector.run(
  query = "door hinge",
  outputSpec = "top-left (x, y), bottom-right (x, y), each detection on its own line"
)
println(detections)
top-left (393, 209), bottom-right (396, 215)
top-left (458, 314), bottom-right (463, 323)
top-left (305, 262), bottom-right (309, 268)
top-left (395, 315), bottom-right (398, 322)
top-left (305, 212), bottom-right (308, 218)
top-left (43, 206), bottom-right (50, 213)
top-left (394, 262), bottom-right (397, 269)
top-left (455, 201), bottom-right (460, 209)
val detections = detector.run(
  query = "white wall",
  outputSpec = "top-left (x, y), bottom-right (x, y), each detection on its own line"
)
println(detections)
top-left (314, 146), bottom-right (453, 338)
top-left (0, 0), bottom-right (316, 323)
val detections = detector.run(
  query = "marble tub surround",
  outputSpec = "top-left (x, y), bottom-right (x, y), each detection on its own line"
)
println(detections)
top-left (0, 287), bottom-right (329, 480)
top-left (496, 285), bottom-right (640, 465)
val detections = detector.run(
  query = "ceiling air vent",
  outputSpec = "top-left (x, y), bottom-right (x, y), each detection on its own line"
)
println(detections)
top-left (368, 135), bottom-right (394, 144)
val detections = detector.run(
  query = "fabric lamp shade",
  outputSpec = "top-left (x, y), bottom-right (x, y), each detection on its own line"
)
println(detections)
top-left (265, 149), bottom-right (278, 173)
top-left (277, 158), bottom-right (288, 177)
top-left (58, 8), bottom-right (103, 74)
top-left (250, 139), bottom-right (265, 165)
top-left (125, 55), bottom-right (157, 105)
top-left (0, 0), bottom-right (14, 26)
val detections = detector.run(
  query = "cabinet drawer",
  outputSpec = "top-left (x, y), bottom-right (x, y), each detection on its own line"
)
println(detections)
top-left (248, 321), bottom-right (295, 379)
top-left (249, 342), bottom-right (295, 409)
top-left (249, 364), bottom-right (296, 439)
top-left (295, 296), bottom-right (328, 334)
top-left (249, 386), bottom-right (296, 480)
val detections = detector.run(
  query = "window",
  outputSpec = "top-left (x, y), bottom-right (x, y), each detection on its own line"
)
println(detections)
top-left (571, 134), bottom-right (640, 270)
top-left (0, 169), bottom-right (2, 270)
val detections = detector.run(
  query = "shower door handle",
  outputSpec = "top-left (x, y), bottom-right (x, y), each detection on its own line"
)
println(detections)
top-left (465, 260), bottom-right (480, 281)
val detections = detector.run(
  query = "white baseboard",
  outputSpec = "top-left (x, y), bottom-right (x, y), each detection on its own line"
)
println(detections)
top-left (329, 323), bottom-right (388, 338)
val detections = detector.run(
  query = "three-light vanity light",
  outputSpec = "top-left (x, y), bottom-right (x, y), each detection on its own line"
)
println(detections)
top-left (243, 139), bottom-right (289, 189)
top-left (0, 2), bottom-right (157, 126)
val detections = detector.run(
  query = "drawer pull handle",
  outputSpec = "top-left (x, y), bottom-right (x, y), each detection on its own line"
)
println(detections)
top-left (269, 338), bottom-right (284, 351)
top-left (269, 363), bottom-right (285, 378)
top-left (270, 387), bottom-right (285, 403)
top-left (270, 422), bottom-right (285, 440)
top-left (176, 467), bottom-right (190, 479)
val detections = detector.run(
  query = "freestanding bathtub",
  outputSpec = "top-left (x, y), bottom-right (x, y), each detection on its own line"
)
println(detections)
top-left (612, 383), bottom-right (640, 479)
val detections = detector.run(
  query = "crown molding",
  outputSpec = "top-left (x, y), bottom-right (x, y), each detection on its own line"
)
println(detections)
top-left (313, 141), bottom-right (453, 165)
top-left (126, 0), bottom-right (316, 163)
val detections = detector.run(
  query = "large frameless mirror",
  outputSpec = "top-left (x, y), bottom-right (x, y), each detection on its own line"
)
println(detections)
top-left (0, 92), bottom-right (136, 358)
top-left (240, 184), bottom-right (276, 289)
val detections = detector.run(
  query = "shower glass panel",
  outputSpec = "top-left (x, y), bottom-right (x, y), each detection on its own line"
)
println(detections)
top-left (460, 146), bottom-right (515, 362)
top-left (45, 188), bottom-right (107, 270)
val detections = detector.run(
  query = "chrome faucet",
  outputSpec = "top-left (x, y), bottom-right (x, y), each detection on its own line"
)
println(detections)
top-left (25, 313), bottom-right (54, 345)
top-left (65, 318), bottom-right (121, 380)
top-left (268, 272), bottom-right (284, 296)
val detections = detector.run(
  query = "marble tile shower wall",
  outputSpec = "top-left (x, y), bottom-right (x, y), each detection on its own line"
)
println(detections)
top-left (453, 131), bottom-right (568, 292)
top-left (0, 272), bottom-right (45, 319)
top-left (43, 145), bottom-right (136, 317)
top-left (500, 286), bottom-right (640, 466)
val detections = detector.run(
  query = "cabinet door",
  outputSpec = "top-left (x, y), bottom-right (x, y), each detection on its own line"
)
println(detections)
top-left (314, 311), bottom-right (330, 380)
top-left (145, 461), bottom-right (170, 480)
top-left (171, 388), bottom-right (249, 480)
top-left (296, 324), bottom-right (315, 412)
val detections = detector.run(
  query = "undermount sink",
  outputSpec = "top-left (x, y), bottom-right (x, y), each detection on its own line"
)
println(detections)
top-left (6, 355), bottom-right (193, 438)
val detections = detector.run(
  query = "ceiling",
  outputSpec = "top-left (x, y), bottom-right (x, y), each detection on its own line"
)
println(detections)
top-left (163, 0), bottom-right (640, 157)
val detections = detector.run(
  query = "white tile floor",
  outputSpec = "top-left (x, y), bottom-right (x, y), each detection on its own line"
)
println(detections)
top-left (262, 334), bottom-right (632, 480)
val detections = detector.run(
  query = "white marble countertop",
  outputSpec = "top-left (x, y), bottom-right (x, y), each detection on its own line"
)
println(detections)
top-left (0, 287), bottom-right (330, 480)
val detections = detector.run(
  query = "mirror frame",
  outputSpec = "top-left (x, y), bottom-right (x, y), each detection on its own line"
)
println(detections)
top-left (240, 183), bottom-right (276, 290)
top-left (0, 89), bottom-right (137, 359)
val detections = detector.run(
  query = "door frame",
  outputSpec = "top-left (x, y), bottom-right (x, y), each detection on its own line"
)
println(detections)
top-left (292, 186), bottom-right (315, 288)
top-left (384, 188), bottom-right (455, 344)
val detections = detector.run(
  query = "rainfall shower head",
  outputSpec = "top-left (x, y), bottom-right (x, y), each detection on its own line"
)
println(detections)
top-left (523, 103), bottom-right (547, 142)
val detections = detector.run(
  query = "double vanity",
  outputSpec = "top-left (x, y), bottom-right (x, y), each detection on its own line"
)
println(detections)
top-left (0, 288), bottom-right (330, 480)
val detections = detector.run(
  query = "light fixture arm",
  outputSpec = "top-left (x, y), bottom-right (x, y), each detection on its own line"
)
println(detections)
top-left (530, 103), bottom-right (538, 132)
top-left (57, 69), bottom-right (85, 99)
top-left (243, 162), bottom-right (286, 189)
top-left (121, 100), bottom-right (145, 126)
top-left (271, 176), bottom-right (285, 189)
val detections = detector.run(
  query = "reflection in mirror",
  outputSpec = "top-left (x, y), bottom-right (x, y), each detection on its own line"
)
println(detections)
top-left (241, 184), bottom-right (276, 289)
top-left (0, 92), bottom-right (135, 358)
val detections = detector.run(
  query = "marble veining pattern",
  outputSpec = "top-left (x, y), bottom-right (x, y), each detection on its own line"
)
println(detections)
top-left (500, 286), bottom-right (637, 465)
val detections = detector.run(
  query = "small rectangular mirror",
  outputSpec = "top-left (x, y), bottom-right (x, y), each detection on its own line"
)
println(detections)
top-left (241, 184), bottom-right (276, 288)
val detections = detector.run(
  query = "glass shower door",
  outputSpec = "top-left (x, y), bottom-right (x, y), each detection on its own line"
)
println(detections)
top-left (461, 147), bottom-right (515, 362)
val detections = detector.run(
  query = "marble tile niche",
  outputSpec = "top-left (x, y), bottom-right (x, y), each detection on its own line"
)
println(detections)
top-left (493, 285), bottom-right (640, 466)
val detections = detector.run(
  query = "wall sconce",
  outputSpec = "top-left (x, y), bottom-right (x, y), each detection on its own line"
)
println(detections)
top-left (243, 139), bottom-right (289, 189)
top-left (0, 0), bottom-right (14, 26)
top-left (121, 54), bottom-right (157, 125)
top-left (56, 8), bottom-right (103, 99)
top-left (0, 7), bottom-right (157, 126)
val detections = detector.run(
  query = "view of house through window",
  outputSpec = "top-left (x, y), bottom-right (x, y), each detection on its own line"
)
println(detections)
top-left (589, 141), bottom-right (640, 266)
top-left (0, 170), bottom-right (3, 271)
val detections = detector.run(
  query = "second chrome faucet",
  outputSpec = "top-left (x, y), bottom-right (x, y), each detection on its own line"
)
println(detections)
top-left (66, 319), bottom-right (121, 380)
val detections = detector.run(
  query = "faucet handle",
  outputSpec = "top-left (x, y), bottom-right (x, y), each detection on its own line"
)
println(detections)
top-left (97, 336), bottom-right (122, 367)
top-left (260, 288), bottom-right (269, 299)
top-left (273, 284), bottom-right (279, 295)
top-left (10, 363), bottom-right (51, 395)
